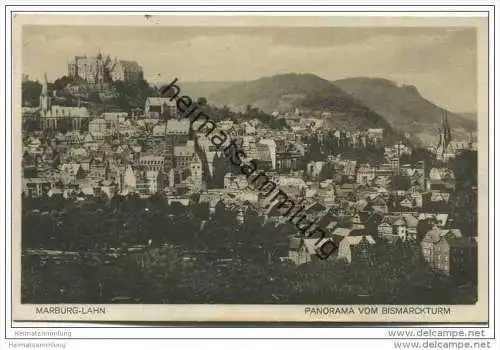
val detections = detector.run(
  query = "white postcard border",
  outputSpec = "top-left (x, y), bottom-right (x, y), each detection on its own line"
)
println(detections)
top-left (2, 3), bottom-right (497, 340)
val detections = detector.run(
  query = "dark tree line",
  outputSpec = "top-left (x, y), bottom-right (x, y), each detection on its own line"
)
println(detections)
top-left (110, 79), bottom-right (157, 111)
top-left (22, 80), bottom-right (42, 107)
top-left (22, 236), bottom-right (470, 304)
top-left (22, 194), bottom-right (475, 304)
top-left (448, 150), bottom-right (478, 236)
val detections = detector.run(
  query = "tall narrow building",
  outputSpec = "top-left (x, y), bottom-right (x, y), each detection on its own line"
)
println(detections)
top-left (436, 110), bottom-right (452, 159)
top-left (39, 72), bottom-right (51, 118)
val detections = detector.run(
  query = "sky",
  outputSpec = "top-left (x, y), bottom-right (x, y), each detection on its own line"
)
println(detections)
top-left (22, 25), bottom-right (478, 113)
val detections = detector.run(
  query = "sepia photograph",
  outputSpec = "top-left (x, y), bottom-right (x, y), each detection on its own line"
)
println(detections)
top-left (10, 13), bottom-right (489, 323)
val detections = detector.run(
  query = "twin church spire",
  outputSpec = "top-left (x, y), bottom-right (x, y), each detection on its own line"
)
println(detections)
top-left (437, 109), bottom-right (452, 158)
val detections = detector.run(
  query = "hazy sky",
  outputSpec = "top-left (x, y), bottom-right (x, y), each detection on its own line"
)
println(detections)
top-left (22, 26), bottom-right (477, 112)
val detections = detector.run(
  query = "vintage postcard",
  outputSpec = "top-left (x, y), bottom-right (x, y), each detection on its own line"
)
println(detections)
top-left (11, 13), bottom-right (489, 323)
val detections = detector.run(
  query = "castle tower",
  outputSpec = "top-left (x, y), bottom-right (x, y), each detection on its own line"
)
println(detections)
top-left (39, 72), bottom-right (51, 118)
top-left (95, 49), bottom-right (105, 84)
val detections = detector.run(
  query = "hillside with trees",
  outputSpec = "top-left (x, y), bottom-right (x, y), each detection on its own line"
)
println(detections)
top-left (208, 73), bottom-right (401, 141)
top-left (334, 77), bottom-right (477, 146)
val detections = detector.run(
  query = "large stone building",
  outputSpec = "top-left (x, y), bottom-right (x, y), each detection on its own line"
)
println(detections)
top-left (67, 51), bottom-right (143, 84)
top-left (145, 97), bottom-right (178, 119)
top-left (421, 228), bottom-right (477, 281)
top-left (165, 119), bottom-right (191, 155)
top-left (68, 52), bottom-right (111, 84)
top-left (109, 59), bottom-right (143, 82)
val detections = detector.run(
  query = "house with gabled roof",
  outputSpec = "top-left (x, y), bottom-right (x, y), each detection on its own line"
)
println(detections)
top-left (330, 227), bottom-right (376, 263)
top-left (144, 97), bottom-right (177, 118)
top-left (439, 228), bottom-right (462, 240)
top-left (337, 234), bottom-right (376, 264)
top-left (427, 168), bottom-right (456, 192)
top-left (377, 215), bottom-right (408, 241)
top-left (371, 195), bottom-right (388, 214)
top-left (332, 227), bottom-right (352, 239)
top-left (198, 192), bottom-right (222, 215)
top-left (409, 191), bottom-right (423, 208)
top-left (288, 236), bottom-right (333, 265)
top-left (430, 192), bottom-right (451, 203)
top-left (421, 228), bottom-right (477, 279)
top-left (47, 187), bottom-right (64, 198)
top-left (356, 164), bottom-right (376, 185)
top-left (59, 162), bottom-right (82, 181)
top-left (418, 213), bottom-right (449, 228)
top-left (429, 167), bottom-right (455, 181)
top-left (350, 212), bottom-right (362, 226)
top-left (288, 236), bottom-right (313, 265)
top-left (83, 133), bottom-right (99, 150)
top-left (401, 213), bottom-right (419, 240)
top-left (400, 197), bottom-right (415, 209)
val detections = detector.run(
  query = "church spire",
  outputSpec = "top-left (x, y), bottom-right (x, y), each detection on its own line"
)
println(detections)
top-left (39, 72), bottom-right (51, 118)
top-left (437, 109), bottom-right (452, 156)
top-left (444, 111), bottom-right (452, 145)
top-left (42, 72), bottom-right (48, 95)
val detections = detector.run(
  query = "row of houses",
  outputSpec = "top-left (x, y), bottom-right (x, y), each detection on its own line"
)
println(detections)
top-left (288, 215), bottom-right (476, 280)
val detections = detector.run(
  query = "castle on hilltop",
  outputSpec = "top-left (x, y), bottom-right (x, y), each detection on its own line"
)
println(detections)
top-left (67, 50), bottom-right (143, 84)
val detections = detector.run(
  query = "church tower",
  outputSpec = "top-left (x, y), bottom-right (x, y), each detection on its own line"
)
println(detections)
top-left (39, 72), bottom-right (51, 118)
top-left (436, 110), bottom-right (452, 159)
